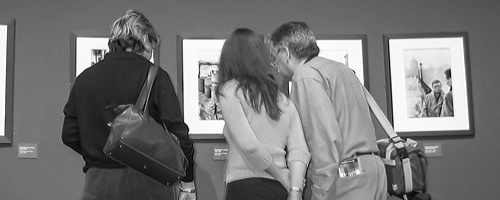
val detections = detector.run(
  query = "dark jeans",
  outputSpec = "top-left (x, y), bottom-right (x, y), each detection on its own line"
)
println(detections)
top-left (225, 178), bottom-right (287, 200)
top-left (81, 167), bottom-right (176, 200)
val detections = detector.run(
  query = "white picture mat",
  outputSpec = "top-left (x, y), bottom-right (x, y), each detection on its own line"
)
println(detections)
top-left (0, 25), bottom-right (7, 136)
top-left (389, 37), bottom-right (469, 132)
top-left (289, 39), bottom-right (365, 95)
top-left (75, 37), bottom-right (155, 77)
top-left (317, 39), bottom-right (364, 85)
top-left (182, 39), bottom-right (225, 134)
top-left (76, 37), bottom-right (109, 76)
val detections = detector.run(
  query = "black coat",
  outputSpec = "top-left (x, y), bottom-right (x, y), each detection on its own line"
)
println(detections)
top-left (62, 51), bottom-right (195, 181)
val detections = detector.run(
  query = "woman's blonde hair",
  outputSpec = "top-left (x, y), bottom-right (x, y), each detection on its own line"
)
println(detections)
top-left (108, 9), bottom-right (160, 53)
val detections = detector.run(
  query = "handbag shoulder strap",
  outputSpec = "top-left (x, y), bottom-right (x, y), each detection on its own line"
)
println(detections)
top-left (135, 65), bottom-right (159, 111)
top-left (362, 86), bottom-right (398, 139)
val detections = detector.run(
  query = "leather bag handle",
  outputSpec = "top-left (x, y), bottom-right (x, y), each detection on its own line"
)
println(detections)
top-left (135, 65), bottom-right (159, 112)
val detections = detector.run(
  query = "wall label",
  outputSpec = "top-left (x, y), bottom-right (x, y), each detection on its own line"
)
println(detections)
top-left (18, 143), bottom-right (37, 159)
top-left (213, 145), bottom-right (228, 161)
top-left (423, 142), bottom-right (442, 157)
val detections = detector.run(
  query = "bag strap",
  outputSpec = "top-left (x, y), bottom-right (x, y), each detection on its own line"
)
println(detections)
top-left (360, 84), bottom-right (414, 194)
top-left (137, 65), bottom-right (189, 166)
top-left (361, 86), bottom-right (409, 155)
top-left (135, 65), bottom-right (159, 112)
top-left (362, 87), bottom-right (398, 139)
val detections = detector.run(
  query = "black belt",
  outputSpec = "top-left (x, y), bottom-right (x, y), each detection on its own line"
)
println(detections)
top-left (354, 152), bottom-right (378, 157)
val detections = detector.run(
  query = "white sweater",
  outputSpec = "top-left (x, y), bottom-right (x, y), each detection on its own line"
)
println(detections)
top-left (219, 80), bottom-right (311, 184)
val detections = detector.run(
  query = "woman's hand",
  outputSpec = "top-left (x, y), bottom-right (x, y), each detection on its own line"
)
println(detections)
top-left (277, 168), bottom-right (291, 190)
top-left (287, 161), bottom-right (307, 199)
top-left (287, 190), bottom-right (302, 200)
top-left (265, 163), bottom-right (291, 190)
top-left (178, 192), bottom-right (196, 200)
top-left (178, 181), bottom-right (196, 200)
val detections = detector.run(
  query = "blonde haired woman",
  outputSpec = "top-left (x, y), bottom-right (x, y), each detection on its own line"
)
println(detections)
top-left (62, 10), bottom-right (196, 200)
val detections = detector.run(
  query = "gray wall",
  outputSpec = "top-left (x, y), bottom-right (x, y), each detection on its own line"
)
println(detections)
top-left (1, 0), bottom-right (499, 199)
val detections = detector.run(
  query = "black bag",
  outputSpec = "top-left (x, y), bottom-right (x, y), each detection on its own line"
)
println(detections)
top-left (362, 86), bottom-right (431, 200)
top-left (103, 65), bottom-right (188, 185)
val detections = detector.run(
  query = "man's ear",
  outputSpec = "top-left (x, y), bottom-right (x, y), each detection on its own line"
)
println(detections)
top-left (283, 47), bottom-right (291, 59)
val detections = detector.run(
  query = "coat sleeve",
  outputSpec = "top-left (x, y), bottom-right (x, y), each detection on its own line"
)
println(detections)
top-left (421, 95), bottom-right (430, 117)
top-left (441, 91), bottom-right (454, 117)
top-left (61, 87), bottom-right (82, 155)
top-left (152, 69), bottom-right (195, 182)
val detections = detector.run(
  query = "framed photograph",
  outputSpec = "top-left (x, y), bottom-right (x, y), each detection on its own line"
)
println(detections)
top-left (177, 36), bottom-right (225, 139)
top-left (70, 32), bottom-right (159, 84)
top-left (0, 19), bottom-right (15, 144)
top-left (383, 32), bottom-right (473, 137)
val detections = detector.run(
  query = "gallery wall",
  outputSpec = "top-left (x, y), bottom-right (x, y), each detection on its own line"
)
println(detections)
top-left (1, 0), bottom-right (499, 199)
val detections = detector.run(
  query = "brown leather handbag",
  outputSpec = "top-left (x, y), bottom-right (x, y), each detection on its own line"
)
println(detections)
top-left (103, 65), bottom-right (187, 185)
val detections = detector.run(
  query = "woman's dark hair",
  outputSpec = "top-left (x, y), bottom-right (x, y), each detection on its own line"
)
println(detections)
top-left (216, 28), bottom-right (282, 121)
top-left (268, 21), bottom-right (319, 61)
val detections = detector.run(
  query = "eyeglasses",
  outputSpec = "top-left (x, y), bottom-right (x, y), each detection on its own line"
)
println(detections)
top-left (270, 49), bottom-right (281, 67)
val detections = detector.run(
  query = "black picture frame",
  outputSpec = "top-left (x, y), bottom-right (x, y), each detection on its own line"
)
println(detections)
top-left (383, 32), bottom-right (474, 137)
top-left (0, 19), bottom-right (15, 144)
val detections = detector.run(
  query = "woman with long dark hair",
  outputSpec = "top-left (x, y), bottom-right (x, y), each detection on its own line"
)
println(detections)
top-left (217, 28), bottom-right (310, 200)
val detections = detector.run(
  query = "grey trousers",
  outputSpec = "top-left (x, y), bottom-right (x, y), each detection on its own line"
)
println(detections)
top-left (81, 167), bottom-right (176, 200)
